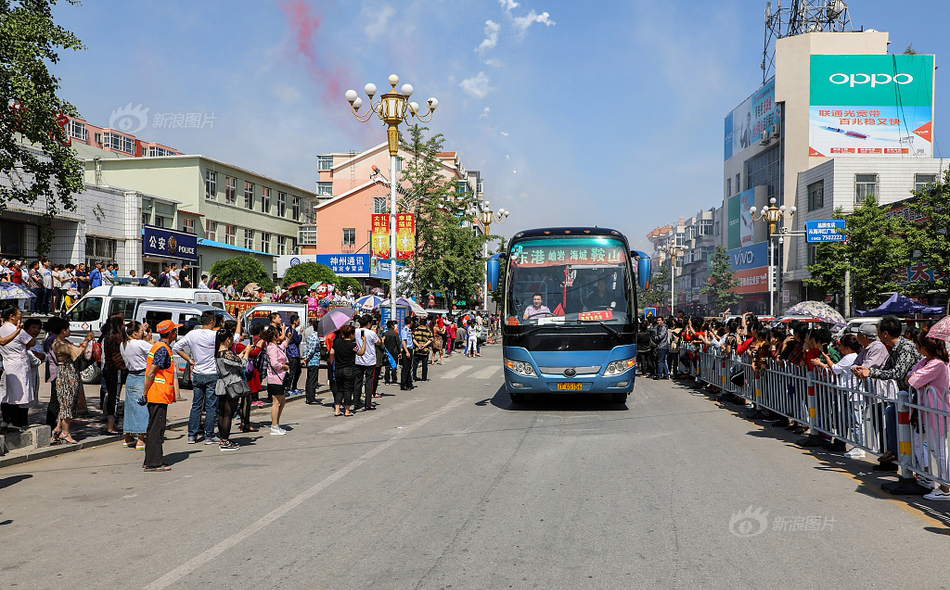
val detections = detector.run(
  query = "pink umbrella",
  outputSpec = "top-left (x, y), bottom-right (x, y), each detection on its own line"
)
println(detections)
top-left (318, 307), bottom-right (356, 337)
top-left (927, 315), bottom-right (950, 343)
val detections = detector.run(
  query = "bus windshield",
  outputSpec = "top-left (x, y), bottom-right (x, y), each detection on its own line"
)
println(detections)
top-left (506, 236), bottom-right (632, 326)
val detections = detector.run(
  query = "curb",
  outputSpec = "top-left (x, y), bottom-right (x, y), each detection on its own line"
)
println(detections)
top-left (0, 387), bottom-right (330, 469)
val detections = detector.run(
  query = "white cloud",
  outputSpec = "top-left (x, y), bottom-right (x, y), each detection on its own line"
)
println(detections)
top-left (476, 19), bottom-right (500, 54)
top-left (498, 0), bottom-right (519, 12)
top-left (460, 71), bottom-right (493, 99)
top-left (483, 57), bottom-right (504, 68)
top-left (272, 84), bottom-right (302, 104)
top-left (500, 131), bottom-right (509, 137)
top-left (363, 3), bottom-right (396, 41)
top-left (513, 10), bottom-right (555, 35)
top-left (481, 107), bottom-right (491, 118)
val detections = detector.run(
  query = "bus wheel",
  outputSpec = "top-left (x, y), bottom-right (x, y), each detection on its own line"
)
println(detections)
top-left (611, 392), bottom-right (628, 404)
top-left (509, 392), bottom-right (525, 404)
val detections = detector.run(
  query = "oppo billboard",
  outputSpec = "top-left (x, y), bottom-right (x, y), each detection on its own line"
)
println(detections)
top-left (809, 54), bottom-right (934, 158)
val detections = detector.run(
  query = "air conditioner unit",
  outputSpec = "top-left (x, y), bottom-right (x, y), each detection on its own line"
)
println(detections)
top-left (771, 124), bottom-right (781, 138)
top-left (759, 131), bottom-right (771, 145)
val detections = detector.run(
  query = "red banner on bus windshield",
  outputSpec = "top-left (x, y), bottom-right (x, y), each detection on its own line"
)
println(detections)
top-left (578, 310), bottom-right (613, 322)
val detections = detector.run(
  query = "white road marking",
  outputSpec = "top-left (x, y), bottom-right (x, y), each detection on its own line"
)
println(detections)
top-left (440, 365), bottom-right (473, 379)
top-left (322, 398), bottom-right (424, 433)
top-left (470, 366), bottom-right (500, 380)
top-left (144, 397), bottom-right (467, 590)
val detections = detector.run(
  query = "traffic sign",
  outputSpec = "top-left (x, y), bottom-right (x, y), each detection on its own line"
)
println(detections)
top-left (644, 307), bottom-right (657, 317)
top-left (805, 220), bottom-right (846, 243)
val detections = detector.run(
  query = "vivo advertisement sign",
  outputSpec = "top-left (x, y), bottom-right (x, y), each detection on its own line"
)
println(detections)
top-left (724, 78), bottom-right (776, 161)
top-left (143, 225), bottom-right (198, 262)
top-left (809, 55), bottom-right (934, 158)
top-left (728, 241), bottom-right (768, 272)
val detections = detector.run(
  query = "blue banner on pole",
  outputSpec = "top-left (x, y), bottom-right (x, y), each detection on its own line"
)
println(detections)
top-left (380, 305), bottom-right (408, 334)
top-left (805, 220), bottom-right (846, 243)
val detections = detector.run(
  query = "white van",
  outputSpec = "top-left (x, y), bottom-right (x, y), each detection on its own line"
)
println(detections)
top-left (76, 300), bottom-right (234, 385)
top-left (65, 286), bottom-right (226, 337)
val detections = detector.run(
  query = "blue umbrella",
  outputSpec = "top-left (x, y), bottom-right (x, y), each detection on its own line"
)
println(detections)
top-left (0, 282), bottom-right (36, 300)
top-left (354, 295), bottom-right (385, 310)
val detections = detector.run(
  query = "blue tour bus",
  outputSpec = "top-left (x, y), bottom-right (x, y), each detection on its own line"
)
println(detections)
top-left (488, 227), bottom-right (652, 404)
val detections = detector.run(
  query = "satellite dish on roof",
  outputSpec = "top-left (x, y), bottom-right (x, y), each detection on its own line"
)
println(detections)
top-left (827, 0), bottom-right (846, 19)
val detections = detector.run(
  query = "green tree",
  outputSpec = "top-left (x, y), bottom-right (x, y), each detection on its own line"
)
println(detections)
top-left (637, 260), bottom-right (670, 310)
top-left (903, 168), bottom-right (950, 302)
top-left (337, 276), bottom-right (362, 294)
top-left (1, 0), bottom-right (85, 234)
top-left (805, 196), bottom-right (912, 310)
top-left (282, 262), bottom-right (337, 288)
top-left (208, 256), bottom-right (273, 293)
top-left (399, 124), bottom-right (491, 305)
top-left (700, 245), bottom-right (739, 313)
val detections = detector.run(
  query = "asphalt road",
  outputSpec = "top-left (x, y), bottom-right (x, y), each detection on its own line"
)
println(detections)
top-left (2, 345), bottom-right (950, 589)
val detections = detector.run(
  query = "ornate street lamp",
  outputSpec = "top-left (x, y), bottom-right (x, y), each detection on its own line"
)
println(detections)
top-left (749, 197), bottom-right (796, 316)
top-left (479, 201), bottom-right (509, 308)
top-left (664, 239), bottom-right (686, 316)
top-left (345, 75), bottom-right (438, 318)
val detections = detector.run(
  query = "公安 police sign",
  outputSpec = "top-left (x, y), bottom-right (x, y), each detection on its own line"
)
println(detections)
top-left (805, 220), bottom-right (846, 243)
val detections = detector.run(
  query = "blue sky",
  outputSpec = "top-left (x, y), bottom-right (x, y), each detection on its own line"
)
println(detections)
top-left (52, 0), bottom-right (950, 251)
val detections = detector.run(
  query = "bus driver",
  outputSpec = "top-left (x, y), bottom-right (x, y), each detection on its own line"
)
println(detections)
top-left (523, 293), bottom-right (552, 320)
top-left (584, 279), bottom-right (616, 311)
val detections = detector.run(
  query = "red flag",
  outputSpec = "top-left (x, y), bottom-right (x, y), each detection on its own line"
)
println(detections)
top-left (553, 304), bottom-right (565, 316)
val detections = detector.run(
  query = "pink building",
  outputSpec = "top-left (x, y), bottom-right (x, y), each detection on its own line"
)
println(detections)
top-left (63, 116), bottom-right (180, 158)
top-left (303, 143), bottom-right (482, 258)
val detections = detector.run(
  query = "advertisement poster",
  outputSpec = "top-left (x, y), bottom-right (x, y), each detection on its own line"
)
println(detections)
top-left (739, 189), bottom-right (755, 245)
top-left (727, 241), bottom-right (768, 272)
top-left (371, 213), bottom-right (390, 259)
top-left (396, 213), bottom-right (415, 260)
top-left (809, 55), bottom-right (934, 157)
top-left (734, 268), bottom-right (769, 294)
top-left (316, 254), bottom-right (368, 276)
top-left (727, 195), bottom-right (741, 249)
top-left (724, 78), bottom-right (776, 162)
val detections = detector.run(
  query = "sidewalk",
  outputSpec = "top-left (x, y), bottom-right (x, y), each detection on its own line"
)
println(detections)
top-left (0, 375), bottom-right (330, 468)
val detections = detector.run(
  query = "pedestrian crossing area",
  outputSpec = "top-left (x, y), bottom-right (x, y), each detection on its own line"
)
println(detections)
top-left (439, 364), bottom-right (501, 380)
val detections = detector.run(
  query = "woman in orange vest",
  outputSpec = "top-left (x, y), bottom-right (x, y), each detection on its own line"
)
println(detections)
top-left (142, 320), bottom-right (181, 472)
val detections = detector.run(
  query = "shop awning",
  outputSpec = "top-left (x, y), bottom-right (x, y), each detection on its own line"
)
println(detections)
top-left (198, 238), bottom-right (272, 257)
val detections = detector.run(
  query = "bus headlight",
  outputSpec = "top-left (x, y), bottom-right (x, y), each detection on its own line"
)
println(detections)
top-left (604, 358), bottom-right (636, 377)
top-left (505, 359), bottom-right (536, 377)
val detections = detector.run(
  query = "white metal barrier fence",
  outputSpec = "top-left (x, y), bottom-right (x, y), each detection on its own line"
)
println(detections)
top-left (683, 344), bottom-right (950, 492)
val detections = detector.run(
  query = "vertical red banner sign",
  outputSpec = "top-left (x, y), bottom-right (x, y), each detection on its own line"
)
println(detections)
top-left (371, 213), bottom-right (390, 259)
top-left (396, 213), bottom-right (415, 260)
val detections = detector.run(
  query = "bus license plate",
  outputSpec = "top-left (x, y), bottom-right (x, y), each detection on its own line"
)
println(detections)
top-left (557, 382), bottom-right (583, 391)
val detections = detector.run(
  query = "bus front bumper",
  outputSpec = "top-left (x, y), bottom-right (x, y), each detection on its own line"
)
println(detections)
top-left (502, 346), bottom-right (637, 394)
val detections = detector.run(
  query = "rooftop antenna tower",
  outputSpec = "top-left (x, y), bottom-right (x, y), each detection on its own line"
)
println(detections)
top-left (762, 0), bottom-right (853, 83)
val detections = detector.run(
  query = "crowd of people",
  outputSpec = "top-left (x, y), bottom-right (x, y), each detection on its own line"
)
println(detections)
top-left (658, 311), bottom-right (950, 502)
top-left (0, 299), bottom-right (496, 472)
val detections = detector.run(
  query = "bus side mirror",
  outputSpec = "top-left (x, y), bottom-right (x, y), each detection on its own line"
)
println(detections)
top-left (633, 250), bottom-right (651, 291)
top-left (487, 253), bottom-right (505, 292)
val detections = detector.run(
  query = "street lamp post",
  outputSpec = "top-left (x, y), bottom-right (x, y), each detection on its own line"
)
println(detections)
top-left (479, 201), bottom-right (508, 309)
top-left (665, 240), bottom-right (685, 316)
top-left (749, 197), bottom-right (796, 316)
top-left (345, 75), bottom-right (438, 321)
